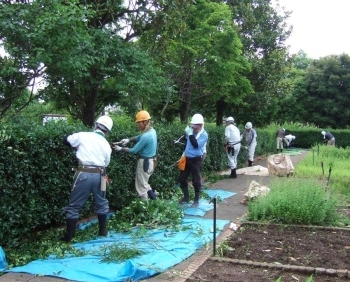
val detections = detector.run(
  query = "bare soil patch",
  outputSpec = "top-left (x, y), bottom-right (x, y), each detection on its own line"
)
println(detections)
top-left (188, 223), bottom-right (350, 282)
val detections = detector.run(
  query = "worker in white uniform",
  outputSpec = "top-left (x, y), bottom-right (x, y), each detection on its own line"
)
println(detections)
top-left (62, 115), bottom-right (113, 242)
top-left (224, 117), bottom-right (241, 178)
top-left (241, 122), bottom-right (257, 167)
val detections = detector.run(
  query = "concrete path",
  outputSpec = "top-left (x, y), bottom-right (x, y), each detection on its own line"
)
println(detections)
top-left (0, 151), bottom-right (308, 282)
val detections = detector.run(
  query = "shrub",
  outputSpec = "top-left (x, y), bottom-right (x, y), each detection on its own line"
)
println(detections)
top-left (247, 178), bottom-right (339, 226)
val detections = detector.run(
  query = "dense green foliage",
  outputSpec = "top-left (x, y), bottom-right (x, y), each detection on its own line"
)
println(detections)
top-left (225, 0), bottom-right (292, 126)
top-left (139, 0), bottom-right (253, 123)
top-left (1, 118), bottom-right (350, 269)
top-left (1, 116), bottom-right (350, 249)
top-left (247, 178), bottom-right (339, 226)
top-left (0, 117), bottom-right (252, 248)
top-left (277, 53), bottom-right (350, 129)
top-left (0, 0), bottom-right (171, 126)
top-left (0, 0), bottom-right (294, 127)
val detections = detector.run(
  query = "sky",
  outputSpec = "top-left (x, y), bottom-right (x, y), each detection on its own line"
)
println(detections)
top-left (276, 0), bottom-right (350, 59)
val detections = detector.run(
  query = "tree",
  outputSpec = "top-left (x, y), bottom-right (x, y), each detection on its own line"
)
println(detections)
top-left (301, 54), bottom-right (350, 129)
top-left (0, 0), bottom-right (178, 126)
top-left (275, 50), bottom-right (312, 124)
top-left (0, 56), bottom-right (37, 119)
top-left (223, 0), bottom-right (292, 127)
top-left (139, 0), bottom-right (253, 123)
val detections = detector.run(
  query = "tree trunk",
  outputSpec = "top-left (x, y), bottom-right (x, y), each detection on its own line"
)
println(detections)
top-left (179, 86), bottom-right (192, 123)
top-left (80, 86), bottom-right (99, 127)
top-left (179, 99), bottom-right (191, 124)
top-left (216, 99), bottom-right (226, 126)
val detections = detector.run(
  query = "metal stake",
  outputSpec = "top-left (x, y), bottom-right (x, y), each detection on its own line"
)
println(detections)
top-left (209, 194), bottom-right (217, 256)
top-left (326, 167), bottom-right (332, 192)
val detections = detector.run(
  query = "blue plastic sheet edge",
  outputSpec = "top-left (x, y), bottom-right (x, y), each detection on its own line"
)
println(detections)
top-left (6, 217), bottom-right (230, 282)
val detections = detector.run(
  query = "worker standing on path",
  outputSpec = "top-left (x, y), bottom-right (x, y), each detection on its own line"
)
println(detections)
top-left (62, 115), bottom-right (113, 242)
top-left (224, 117), bottom-right (241, 178)
top-left (178, 113), bottom-right (208, 208)
top-left (321, 131), bottom-right (335, 146)
top-left (113, 110), bottom-right (157, 201)
top-left (276, 128), bottom-right (286, 153)
top-left (241, 122), bottom-right (257, 167)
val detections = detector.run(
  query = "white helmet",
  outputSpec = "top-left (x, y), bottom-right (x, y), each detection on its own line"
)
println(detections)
top-left (226, 117), bottom-right (234, 122)
top-left (321, 131), bottom-right (326, 135)
top-left (190, 113), bottom-right (204, 124)
top-left (292, 135), bottom-right (296, 140)
top-left (96, 116), bottom-right (113, 132)
top-left (245, 122), bottom-right (252, 129)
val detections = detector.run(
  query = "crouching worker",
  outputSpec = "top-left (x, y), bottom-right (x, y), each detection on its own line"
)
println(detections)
top-left (284, 134), bottom-right (296, 147)
top-left (61, 115), bottom-right (113, 242)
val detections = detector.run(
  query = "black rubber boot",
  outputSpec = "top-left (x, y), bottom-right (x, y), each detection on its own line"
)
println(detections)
top-left (248, 160), bottom-right (253, 167)
top-left (191, 191), bottom-right (201, 207)
top-left (61, 218), bottom-right (78, 242)
top-left (179, 185), bottom-right (190, 204)
top-left (147, 190), bottom-right (157, 200)
top-left (98, 214), bottom-right (108, 236)
top-left (230, 169), bottom-right (237, 178)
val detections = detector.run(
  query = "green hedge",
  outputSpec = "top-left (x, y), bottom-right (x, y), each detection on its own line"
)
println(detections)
top-left (0, 118), bottom-right (348, 247)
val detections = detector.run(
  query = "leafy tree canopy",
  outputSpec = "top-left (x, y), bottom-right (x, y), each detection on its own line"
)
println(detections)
top-left (0, 0), bottom-right (174, 126)
top-left (139, 0), bottom-right (253, 123)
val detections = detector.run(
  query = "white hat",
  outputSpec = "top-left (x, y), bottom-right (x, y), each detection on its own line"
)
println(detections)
top-left (190, 113), bottom-right (204, 124)
top-left (96, 116), bottom-right (113, 131)
top-left (226, 117), bottom-right (234, 122)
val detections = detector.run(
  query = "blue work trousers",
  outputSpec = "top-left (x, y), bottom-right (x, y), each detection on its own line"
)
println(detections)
top-left (64, 172), bottom-right (109, 219)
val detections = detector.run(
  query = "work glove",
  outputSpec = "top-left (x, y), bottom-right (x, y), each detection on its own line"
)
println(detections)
top-left (184, 126), bottom-right (193, 135)
top-left (113, 145), bottom-right (122, 151)
top-left (244, 146), bottom-right (248, 149)
top-left (120, 138), bottom-right (130, 145)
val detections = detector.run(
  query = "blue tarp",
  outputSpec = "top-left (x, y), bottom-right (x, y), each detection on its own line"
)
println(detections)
top-left (283, 147), bottom-right (305, 156)
top-left (183, 189), bottom-right (236, 216)
top-left (0, 246), bottom-right (7, 271)
top-left (7, 217), bottom-right (229, 282)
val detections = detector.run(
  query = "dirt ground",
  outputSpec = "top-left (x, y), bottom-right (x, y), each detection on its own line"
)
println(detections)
top-left (188, 223), bottom-right (350, 282)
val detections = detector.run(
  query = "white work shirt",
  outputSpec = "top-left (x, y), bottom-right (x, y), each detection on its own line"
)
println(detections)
top-left (285, 134), bottom-right (295, 143)
top-left (225, 124), bottom-right (241, 144)
top-left (67, 131), bottom-right (112, 167)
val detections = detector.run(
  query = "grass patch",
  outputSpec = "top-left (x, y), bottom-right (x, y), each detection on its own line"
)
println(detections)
top-left (296, 145), bottom-right (350, 203)
top-left (247, 178), bottom-right (339, 225)
top-left (247, 145), bottom-right (350, 226)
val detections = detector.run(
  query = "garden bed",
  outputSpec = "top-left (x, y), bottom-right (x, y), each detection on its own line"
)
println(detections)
top-left (188, 222), bottom-right (350, 281)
